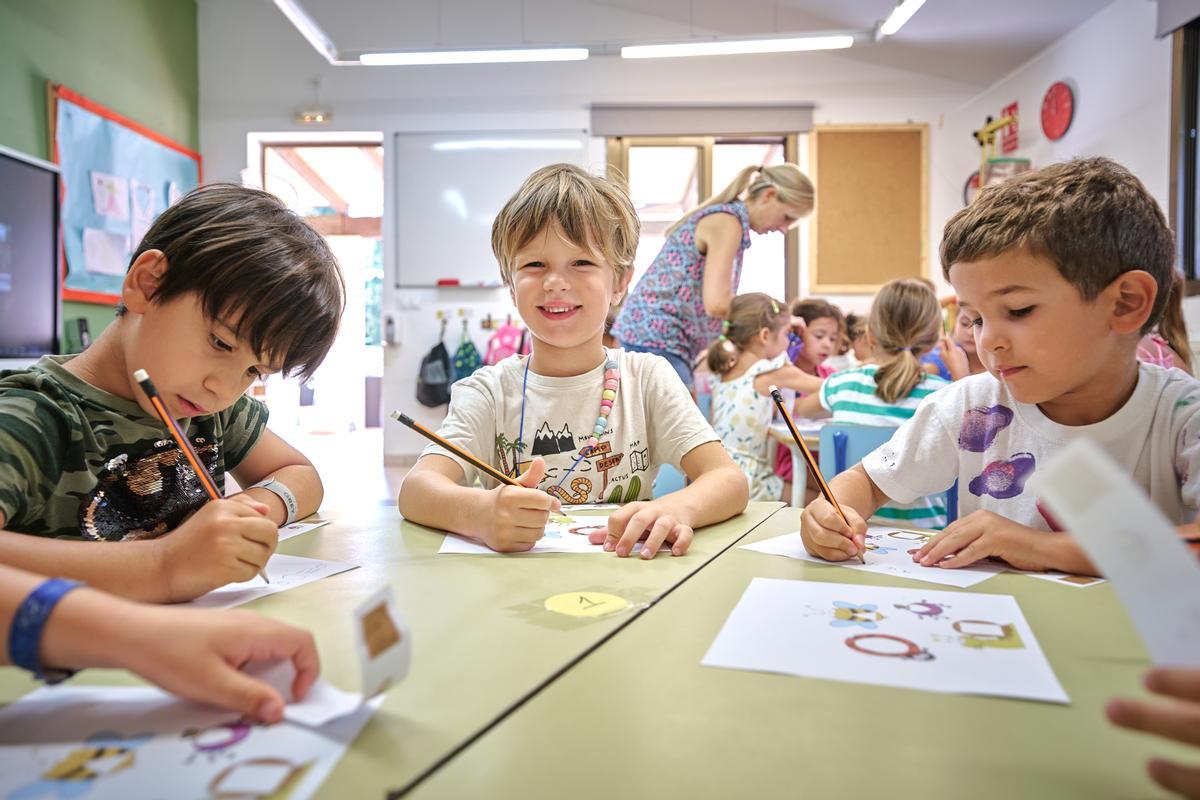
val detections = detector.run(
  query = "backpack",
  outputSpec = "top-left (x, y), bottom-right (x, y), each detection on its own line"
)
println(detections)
top-left (484, 322), bottom-right (524, 365)
top-left (453, 334), bottom-right (483, 381)
top-left (416, 341), bottom-right (453, 407)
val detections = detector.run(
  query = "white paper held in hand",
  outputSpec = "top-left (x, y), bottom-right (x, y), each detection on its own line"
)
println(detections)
top-left (355, 585), bottom-right (412, 698)
top-left (1033, 437), bottom-right (1200, 665)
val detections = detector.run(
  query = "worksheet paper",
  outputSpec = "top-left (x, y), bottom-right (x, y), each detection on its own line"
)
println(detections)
top-left (278, 518), bottom-right (331, 542)
top-left (741, 528), bottom-right (1006, 588)
top-left (1035, 438), bottom-right (1200, 664)
top-left (702, 578), bottom-right (1068, 703)
top-left (437, 514), bottom-right (654, 555)
top-left (0, 684), bottom-right (379, 800)
top-left (186, 554), bottom-right (357, 609)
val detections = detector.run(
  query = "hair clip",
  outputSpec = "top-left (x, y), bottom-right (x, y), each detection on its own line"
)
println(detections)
top-left (722, 320), bottom-right (731, 334)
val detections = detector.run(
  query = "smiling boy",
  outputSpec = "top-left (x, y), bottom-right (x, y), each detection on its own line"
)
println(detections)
top-left (398, 164), bottom-right (748, 557)
top-left (800, 157), bottom-right (1200, 574)
top-left (0, 184), bottom-right (344, 601)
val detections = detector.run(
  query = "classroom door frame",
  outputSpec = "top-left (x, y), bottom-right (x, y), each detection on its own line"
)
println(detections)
top-left (605, 133), bottom-right (801, 301)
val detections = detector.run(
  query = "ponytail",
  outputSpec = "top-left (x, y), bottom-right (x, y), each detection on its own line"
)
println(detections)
top-left (706, 292), bottom-right (790, 377)
top-left (1156, 271), bottom-right (1192, 372)
top-left (666, 163), bottom-right (814, 237)
top-left (706, 334), bottom-right (741, 375)
top-left (870, 279), bottom-right (942, 404)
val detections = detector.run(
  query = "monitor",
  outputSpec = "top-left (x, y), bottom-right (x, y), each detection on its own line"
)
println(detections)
top-left (0, 143), bottom-right (60, 366)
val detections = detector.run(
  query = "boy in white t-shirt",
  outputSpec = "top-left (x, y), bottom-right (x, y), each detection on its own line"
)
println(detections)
top-left (801, 157), bottom-right (1200, 575)
top-left (398, 165), bottom-right (748, 557)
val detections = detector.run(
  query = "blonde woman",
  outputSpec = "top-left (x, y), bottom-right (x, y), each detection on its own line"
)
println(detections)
top-left (612, 163), bottom-right (814, 389)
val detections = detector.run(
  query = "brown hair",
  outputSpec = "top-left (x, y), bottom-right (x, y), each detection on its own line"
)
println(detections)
top-left (941, 157), bottom-right (1174, 333)
top-left (845, 312), bottom-right (868, 342)
top-left (870, 279), bottom-right (943, 404)
top-left (492, 164), bottom-right (639, 290)
top-left (121, 183), bottom-right (344, 380)
top-left (666, 163), bottom-right (814, 237)
top-left (1157, 271), bottom-right (1192, 371)
top-left (706, 293), bottom-right (790, 375)
top-left (790, 298), bottom-right (844, 328)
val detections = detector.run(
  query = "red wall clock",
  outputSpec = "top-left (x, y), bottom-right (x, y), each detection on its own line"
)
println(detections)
top-left (1041, 81), bottom-right (1074, 141)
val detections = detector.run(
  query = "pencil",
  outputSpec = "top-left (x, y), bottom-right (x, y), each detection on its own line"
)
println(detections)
top-left (391, 411), bottom-right (520, 487)
top-left (133, 369), bottom-right (269, 583)
top-left (768, 385), bottom-right (866, 564)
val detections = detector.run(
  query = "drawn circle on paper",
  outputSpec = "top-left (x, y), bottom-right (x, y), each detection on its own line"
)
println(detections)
top-left (544, 591), bottom-right (629, 617)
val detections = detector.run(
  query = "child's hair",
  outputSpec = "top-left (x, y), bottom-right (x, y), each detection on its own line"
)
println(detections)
top-left (120, 183), bottom-right (344, 380)
top-left (706, 292), bottom-right (789, 375)
top-left (1158, 271), bottom-right (1193, 371)
top-left (790, 297), bottom-right (844, 328)
top-left (845, 312), bottom-right (868, 342)
top-left (491, 164), bottom-right (639, 291)
top-left (941, 157), bottom-right (1174, 333)
top-left (870, 279), bottom-right (943, 404)
top-left (666, 163), bottom-right (814, 237)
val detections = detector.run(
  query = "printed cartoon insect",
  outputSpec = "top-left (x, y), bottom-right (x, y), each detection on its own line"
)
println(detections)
top-left (11, 731), bottom-right (151, 798)
top-left (894, 600), bottom-right (949, 620)
top-left (830, 601), bottom-right (885, 629)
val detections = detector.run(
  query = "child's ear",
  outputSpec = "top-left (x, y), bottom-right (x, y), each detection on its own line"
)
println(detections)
top-left (121, 250), bottom-right (168, 314)
top-left (1106, 269), bottom-right (1158, 335)
top-left (611, 268), bottom-right (633, 306)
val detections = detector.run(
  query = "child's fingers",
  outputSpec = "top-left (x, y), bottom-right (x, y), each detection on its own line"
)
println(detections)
top-left (937, 539), bottom-right (988, 569)
top-left (610, 509), bottom-right (655, 556)
top-left (1148, 758), bottom-right (1200, 798)
top-left (917, 530), bottom-right (971, 566)
top-left (203, 660), bottom-right (288, 724)
top-left (1107, 697), bottom-right (1200, 747)
top-left (808, 527), bottom-right (859, 560)
top-left (1147, 668), bottom-right (1200, 702)
top-left (669, 525), bottom-right (694, 556)
top-left (603, 504), bottom-right (645, 551)
top-left (508, 507), bottom-right (552, 528)
top-left (637, 516), bottom-right (677, 559)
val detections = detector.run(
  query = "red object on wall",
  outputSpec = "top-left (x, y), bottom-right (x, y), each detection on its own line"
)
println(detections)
top-left (1041, 81), bottom-right (1074, 141)
top-left (1000, 102), bottom-right (1019, 154)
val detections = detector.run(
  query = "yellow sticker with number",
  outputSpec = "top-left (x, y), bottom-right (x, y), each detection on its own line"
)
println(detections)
top-left (544, 591), bottom-right (629, 618)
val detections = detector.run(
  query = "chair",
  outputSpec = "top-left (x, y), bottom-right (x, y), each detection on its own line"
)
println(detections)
top-left (817, 423), bottom-right (957, 524)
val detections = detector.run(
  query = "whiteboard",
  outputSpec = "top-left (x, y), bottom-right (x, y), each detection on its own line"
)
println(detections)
top-left (392, 131), bottom-right (589, 288)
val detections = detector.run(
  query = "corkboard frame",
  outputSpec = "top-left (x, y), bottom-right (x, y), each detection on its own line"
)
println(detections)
top-left (807, 124), bottom-right (928, 294)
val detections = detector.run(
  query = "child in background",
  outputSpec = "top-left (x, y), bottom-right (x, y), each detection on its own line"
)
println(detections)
top-left (707, 294), bottom-right (824, 501)
top-left (822, 318), bottom-right (857, 373)
top-left (922, 308), bottom-right (985, 380)
top-left (0, 564), bottom-right (318, 722)
top-left (793, 279), bottom-right (951, 528)
top-left (845, 313), bottom-right (871, 365)
top-left (801, 157), bottom-right (1200, 574)
top-left (0, 184), bottom-right (344, 602)
top-left (399, 164), bottom-right (748, 558)
top-left (1138, 271), bottom-right (1192, 374)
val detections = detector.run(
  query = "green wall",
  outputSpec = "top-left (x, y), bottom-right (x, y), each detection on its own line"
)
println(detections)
top-left (0, 0), bottom-right (198, 352)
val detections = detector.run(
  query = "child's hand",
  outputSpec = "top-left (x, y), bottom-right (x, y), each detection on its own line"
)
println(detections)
top-left (911, 510), bottom-right (1044, 570)
top-left (938, 334), bottom-right (970, 379)
top-left (121, 605), bottom-right (319, 724)
top-left (1108, 667), bottom-right (1200, 797)
top-left (482, 456), bottom-right (560, 552)
top-left (593, 500), bottom-right (693, 558)
top-left (157, 499), bottom-right (280, 601)
top-left (800, 498), bottom-right (867, 560)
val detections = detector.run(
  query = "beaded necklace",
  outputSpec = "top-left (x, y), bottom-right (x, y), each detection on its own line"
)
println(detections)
top-left (514, 349), bottom-right (620, 493)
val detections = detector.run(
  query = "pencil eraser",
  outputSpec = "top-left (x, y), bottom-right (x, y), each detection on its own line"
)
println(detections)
top-left (768, 384), bottom-right (779, 393)
top-left (133, 369), bottom-right (149, 382)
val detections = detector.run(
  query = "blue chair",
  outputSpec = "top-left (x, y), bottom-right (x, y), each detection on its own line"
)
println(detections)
top-left (817, 423), bottom-right (957, 524)
top-left (652, 464), bottom-right (686, 498)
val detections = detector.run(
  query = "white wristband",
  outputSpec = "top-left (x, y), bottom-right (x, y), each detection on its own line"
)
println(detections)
top-left (251, 477), bottom-right (299, 525)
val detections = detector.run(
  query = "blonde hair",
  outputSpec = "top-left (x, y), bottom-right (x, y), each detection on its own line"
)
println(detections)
top-left (706, 292), bottom-right (790, 375)
top-left (870, 279), bottom-right (942, 404)
top-left (667, 163), bottom-right (814, 237)
top-left (1158, 271), bottom-right (1192, 372)
top-left (492, 164), bottom-right (639, 290)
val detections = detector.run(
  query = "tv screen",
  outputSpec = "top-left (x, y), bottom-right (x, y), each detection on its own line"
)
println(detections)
top-left (0, 144), bottom-right (60, 359)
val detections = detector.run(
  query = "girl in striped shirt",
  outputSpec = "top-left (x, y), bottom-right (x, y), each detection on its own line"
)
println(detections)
top-left (794, 279), bottom-right (951, 527)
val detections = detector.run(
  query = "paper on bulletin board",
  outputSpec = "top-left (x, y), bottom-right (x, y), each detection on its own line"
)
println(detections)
top-left (90, 171), bottom-right (129, 221)
top-left (130, 177), bottom-right (156, 247)
top-left (82, 228), bottom-right (130, 277)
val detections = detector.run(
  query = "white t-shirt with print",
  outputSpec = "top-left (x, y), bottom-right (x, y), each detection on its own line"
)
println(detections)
top-left (422, 349), bottom-right (719, 505)
top-left (861, 364), bottom-right (1200, 529)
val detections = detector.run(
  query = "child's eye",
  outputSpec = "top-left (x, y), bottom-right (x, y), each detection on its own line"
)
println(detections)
top-left (247, 366), bottom-right (263, 379)
top-left (970, 317), bottom-right (983, 328)
top-left (572, 259), bottom-right (597, 267)
top-left (210, 334), bottom-right (234, 352)
top-left (1009, 306), bottom-right (1036, 319)
top-left (519, 261), bottom-right (544, 270)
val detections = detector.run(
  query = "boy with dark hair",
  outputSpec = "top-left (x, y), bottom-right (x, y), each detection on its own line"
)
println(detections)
top-left (802, 157), bottom-right (1200, 575)
top-left (0, 183), bottom-right (344, 602)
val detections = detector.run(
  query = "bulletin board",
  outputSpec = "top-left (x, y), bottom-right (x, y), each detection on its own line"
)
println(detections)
top-left (808, 124), bottom-right (927, 293)
top-left (48, 83), bottom-right (202, 304)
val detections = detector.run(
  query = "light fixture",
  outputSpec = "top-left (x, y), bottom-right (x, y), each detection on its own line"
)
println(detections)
top-left (621, 34), bottom-right (854, 59)
top-left (293, 77), bottom-right (332, 125)
top-left (272, 0), bottom-right (339, 63)
top-left (879, 0), bottom-right (927, 36)
top-left (359, 48), bottom-right (589, 66)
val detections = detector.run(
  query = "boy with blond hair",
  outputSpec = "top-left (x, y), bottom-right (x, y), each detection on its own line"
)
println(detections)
top-left (399, 164), bottom-right (748, 556)
top-left (802, 157), bottom-right (1200, 574)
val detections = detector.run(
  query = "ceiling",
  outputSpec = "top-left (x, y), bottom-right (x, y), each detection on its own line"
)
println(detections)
top-left (288, 0), bottom-right (1117, 85)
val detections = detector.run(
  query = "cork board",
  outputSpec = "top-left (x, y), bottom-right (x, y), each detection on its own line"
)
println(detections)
top-left (809, 125), bottom-right (927, 293)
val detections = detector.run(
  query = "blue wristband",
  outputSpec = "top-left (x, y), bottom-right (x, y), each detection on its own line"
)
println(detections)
top-left (9, 578), bottom-right (83, 683)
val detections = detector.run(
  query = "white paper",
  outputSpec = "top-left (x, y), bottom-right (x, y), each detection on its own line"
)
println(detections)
top-left (0, 684), bottom-right (379, 800)
top-left (186, 554), bottom-right (357, 609)
top-left (1034, 438), bottom-right (1200, 664)
top-left (81, 227), bottom-right (130, 277)
top-left (247, 660), bottom-right (363, 727)
top-left (278, 518), bottom-right (330, 542)
top-left (438, 514), bottom-right (637, 555)
top-left (703, 578), bottom-right (1068, 703)
top-left (742, 528), bottom-right (1006, 588)
top-left (354, 586), bottom-right (412, 699)
top-left (90, 171), bottom-right (129, 221)
top-left (167, 181), bottom-right (183, 207)
top-left (129, 177), bottom-right (156, 247)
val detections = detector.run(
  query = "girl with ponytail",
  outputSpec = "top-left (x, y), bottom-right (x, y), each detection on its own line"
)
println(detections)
top-left (613, 163), bottom-right (815, 390)
top-left (793, 279), bottom-right (953, 528)
top-left (708, 293), bottom-right (825, 501)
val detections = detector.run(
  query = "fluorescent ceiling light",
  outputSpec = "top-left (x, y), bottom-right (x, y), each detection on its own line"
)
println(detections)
top-left (271, 0), bottom-right (339, 63)
top-left (360, 48), bottom-right (588, 66)
top-left (621, 35), bottom-right (854, 59)
top-left (879, 0), bottom-right (927, 36)
top-left (431, 139), bottom-right (583, 151)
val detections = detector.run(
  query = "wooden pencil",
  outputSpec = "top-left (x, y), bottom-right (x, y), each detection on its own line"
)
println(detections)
top-left (391, 411), bottom-right (520, 487)
top-left (768, 385), bottom-right (866, 564)
top-left (134, 369), bottom-right (269, 583)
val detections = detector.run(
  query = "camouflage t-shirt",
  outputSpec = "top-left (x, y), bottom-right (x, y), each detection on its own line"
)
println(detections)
top-left (0, 355), bottom-right (267, 540)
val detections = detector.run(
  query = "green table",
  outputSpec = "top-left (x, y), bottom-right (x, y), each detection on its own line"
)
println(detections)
top-left (0, 502), bottom-right (783, 797)
top-left (407, 508), bottom-right (1193, 799)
